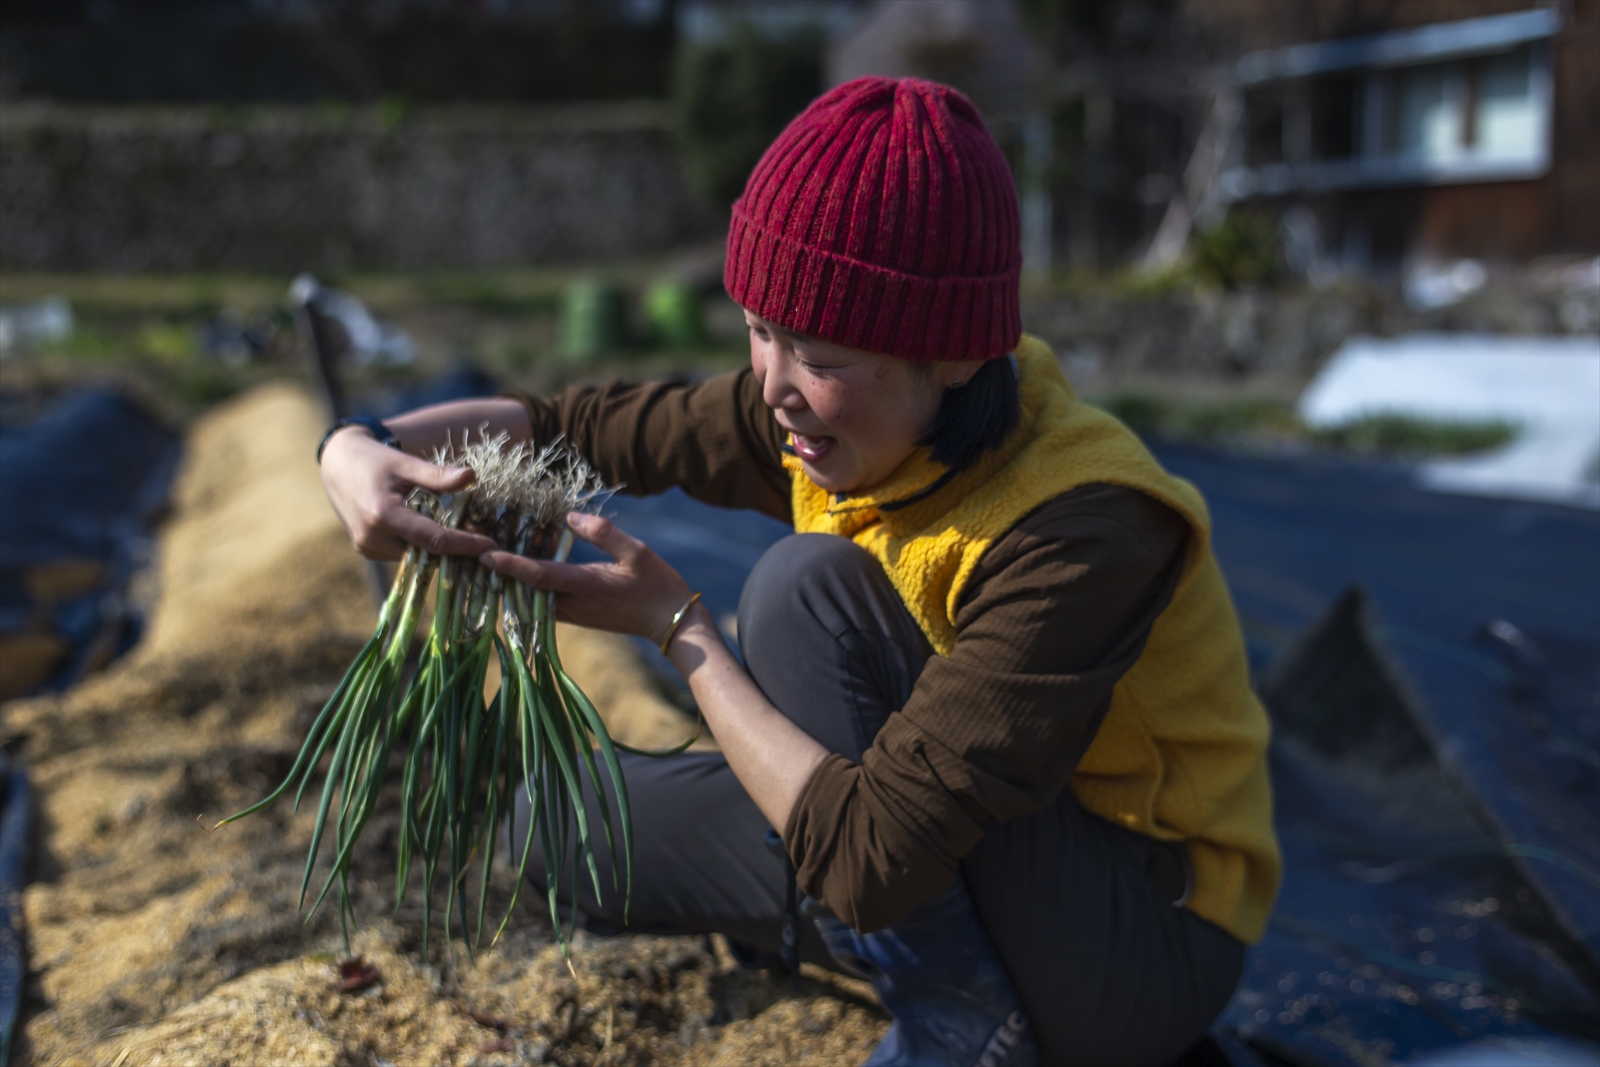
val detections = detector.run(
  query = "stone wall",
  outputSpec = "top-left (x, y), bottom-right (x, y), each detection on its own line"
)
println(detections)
top-left (0, 103), bottom-right (719, 272)
top-left (1022, 272), bottom-right (1600, 392)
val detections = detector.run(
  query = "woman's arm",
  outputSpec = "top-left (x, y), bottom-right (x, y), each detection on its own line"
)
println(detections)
top-left (786, 487), bottom-right (1189, 931)
top-left (319, 371), bottom-right (790, 561)
top-left (666, 610), bottom-right (829, 829)
top-left (480, 512), bottom-right (829, 832)
top-left (503, 369), bottom-right (790, 520)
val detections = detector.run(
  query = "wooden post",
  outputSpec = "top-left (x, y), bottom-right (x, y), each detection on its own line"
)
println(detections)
top-left (291, 275), bottom-right (391, 613)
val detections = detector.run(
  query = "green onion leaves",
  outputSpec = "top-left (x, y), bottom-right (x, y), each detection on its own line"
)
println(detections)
top-left (217, 435), bottom-right (653, 962)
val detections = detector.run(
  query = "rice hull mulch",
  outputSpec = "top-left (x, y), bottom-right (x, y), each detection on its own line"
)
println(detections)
top-left (3, 383), bottom-right (885, 1067)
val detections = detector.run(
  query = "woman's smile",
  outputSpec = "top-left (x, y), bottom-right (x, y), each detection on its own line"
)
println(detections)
top-left (789, 432), bottom-right (835, 463)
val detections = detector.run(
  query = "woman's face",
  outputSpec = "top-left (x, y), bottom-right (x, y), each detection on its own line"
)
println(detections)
top-left (745, 310), bottom-right (982, 494)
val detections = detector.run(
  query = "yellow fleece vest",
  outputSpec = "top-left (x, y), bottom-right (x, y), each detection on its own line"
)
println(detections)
top-left (783, 335), bottom-right (1281, 944)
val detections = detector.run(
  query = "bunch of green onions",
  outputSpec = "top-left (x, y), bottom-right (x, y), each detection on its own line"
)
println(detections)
top-left (220, 434), bottom-right (686, 958)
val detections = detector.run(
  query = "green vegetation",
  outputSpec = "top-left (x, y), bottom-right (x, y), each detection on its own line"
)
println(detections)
top-left (0, 273), bottom-right (288, 317)
top-left (644, 281), bottom-right (711, 349)
top-left (673, 20), bottom-right (825, 206)
top-left (1309, 414), bottom-right (1517, 456)
top-left (1096, 392), bottom-right (1298, 443)
top-left (374, 93), bottom-right (412, 132)
top-left (1188, 210), bottom-right (1283, 291)
top-left (561, 280), bottom-right (632, 362)
top-left (1093, 391), bottom-right (1518, 458)
top-left (1033, 206), bottom-right (1289, 295)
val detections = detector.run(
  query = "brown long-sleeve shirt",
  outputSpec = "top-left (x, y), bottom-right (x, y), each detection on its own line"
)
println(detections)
top-left (508, 368), bottom-right (1187, 931)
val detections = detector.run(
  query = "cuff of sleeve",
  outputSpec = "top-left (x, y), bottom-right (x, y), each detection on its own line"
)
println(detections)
top-left (781, 752), bottom-right (960, 932)
top-left (496, 390), bottom-right (541, 432)
top-left (782, 752), bottom-right (852, 872)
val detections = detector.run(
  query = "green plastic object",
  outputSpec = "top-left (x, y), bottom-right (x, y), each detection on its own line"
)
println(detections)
top-left (645, 281), bottom-right (708, 349)
top-left (561, 281), bottom-right (629, 362)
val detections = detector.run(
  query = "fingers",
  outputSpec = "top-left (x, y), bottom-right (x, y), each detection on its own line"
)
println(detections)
top-left (327, 428), bottom-right (474, 493)
top-left (479, 551), bottom-right (589, 593)
top-left (480, 521), bottom-right (690, 640)
top-left (392, 450), bottom-right (476, 494)
top-left (350, 529), bottom-right (408, 561)
top-left (386, 506), bottom-right (501, 558)
top-left (567, 512), bottom-right (645, 562)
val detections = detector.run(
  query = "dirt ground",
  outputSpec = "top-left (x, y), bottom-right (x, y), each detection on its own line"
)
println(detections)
top-left (3, 383), bottom-right (886, 1066)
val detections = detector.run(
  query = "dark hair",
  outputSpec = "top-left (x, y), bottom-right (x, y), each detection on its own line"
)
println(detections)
top-left (919, 356), bottom-right (1021, 472)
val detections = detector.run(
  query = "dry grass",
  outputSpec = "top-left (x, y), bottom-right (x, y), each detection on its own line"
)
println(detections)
top-left (3, 383), bottom-right (882, 1066)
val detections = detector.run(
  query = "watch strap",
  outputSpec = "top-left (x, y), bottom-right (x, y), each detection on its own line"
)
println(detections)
top-left (316, 415), bottom-right (401, 464)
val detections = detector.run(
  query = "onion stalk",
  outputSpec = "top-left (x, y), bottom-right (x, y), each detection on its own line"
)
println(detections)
top-left (218, 433), bottom-right (694, 959)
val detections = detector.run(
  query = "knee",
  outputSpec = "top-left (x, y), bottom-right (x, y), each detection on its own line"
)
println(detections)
top-left (737, 533), bottom-right (884, 656)
top-left (738, 534), bottom-right (932, 754)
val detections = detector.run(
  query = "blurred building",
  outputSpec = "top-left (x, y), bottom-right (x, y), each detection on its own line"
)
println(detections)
top-left (1208, 1), bottom-right (1598, 274)
top-left (834, 0), bottom-right (1596, 276)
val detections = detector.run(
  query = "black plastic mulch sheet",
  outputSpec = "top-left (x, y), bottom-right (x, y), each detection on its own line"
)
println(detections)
top-left (0, 752), bottom-right (32, 1064)
top-left (0, 388), bottom-right (178, 568)
top-left (0, 387), bottom-right (180, 691)
top-left (1150, 444), bottom-right (1600, 1065)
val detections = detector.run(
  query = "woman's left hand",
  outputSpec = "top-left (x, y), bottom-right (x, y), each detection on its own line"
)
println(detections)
top-left (479, 512), bottom-right (694, 646)
top-left (487, 512), bottom-right (828, 835)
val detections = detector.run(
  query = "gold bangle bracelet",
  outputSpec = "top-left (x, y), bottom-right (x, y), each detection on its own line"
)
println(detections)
top-left (658, 591), bottom-right (703, 656)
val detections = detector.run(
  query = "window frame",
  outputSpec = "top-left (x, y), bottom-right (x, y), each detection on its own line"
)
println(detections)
top-left (1221, 9), bottom-right (1557, 200)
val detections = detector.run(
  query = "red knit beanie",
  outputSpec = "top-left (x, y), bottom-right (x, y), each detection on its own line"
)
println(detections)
top-left (724, 76), bottom-right (1021, 363)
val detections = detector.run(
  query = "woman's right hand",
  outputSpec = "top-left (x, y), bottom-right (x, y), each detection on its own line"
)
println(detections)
top-left (319, 426), bottom-right (502, 561)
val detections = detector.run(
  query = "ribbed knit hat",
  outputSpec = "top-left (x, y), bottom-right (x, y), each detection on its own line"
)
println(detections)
top-left (724, 76), bottom-right (1021, 363)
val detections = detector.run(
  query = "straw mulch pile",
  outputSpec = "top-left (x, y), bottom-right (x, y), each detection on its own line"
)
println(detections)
top-left (3, 383), bottom-right (885, 1067)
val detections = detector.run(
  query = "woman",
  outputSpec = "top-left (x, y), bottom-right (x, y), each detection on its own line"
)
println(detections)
top-left (320, 77), bottom-right (1279, 1067)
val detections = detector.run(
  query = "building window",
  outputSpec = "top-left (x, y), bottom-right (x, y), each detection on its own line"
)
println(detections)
top-left (1226, 9), bottom-right (1557, 198)
top-left (1375, 44), bottom-right (1546, 171)
top-left (1394, 62), bottom-right (1464, 160)
top-left (1477, 47), bottom-right (1541, 162)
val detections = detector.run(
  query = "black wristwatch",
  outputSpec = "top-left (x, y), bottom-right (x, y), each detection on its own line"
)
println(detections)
top-left (316, 415), bottom-right (402, 464)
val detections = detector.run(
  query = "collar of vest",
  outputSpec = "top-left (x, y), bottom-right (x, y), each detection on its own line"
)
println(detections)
top-left (780, 441), bottom-right (960, 518)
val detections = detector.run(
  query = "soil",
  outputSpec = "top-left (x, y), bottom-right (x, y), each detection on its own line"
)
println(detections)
top-left (3, 383), bottom-right (885, 1066)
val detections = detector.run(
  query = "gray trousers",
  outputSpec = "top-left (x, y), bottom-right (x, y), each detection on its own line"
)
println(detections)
top-left (518, 533), bottom-right (1243, 1066)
